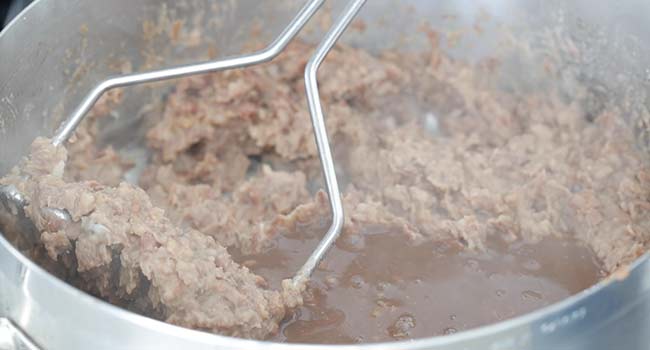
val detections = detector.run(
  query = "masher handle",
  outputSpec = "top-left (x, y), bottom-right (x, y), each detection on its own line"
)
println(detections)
top-left (292, 0), bottom-right (368, 287)
top-left (52, 0), bottom-right (326, 146)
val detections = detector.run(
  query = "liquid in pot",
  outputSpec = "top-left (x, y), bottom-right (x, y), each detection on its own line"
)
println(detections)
top-left (235, 219), bottom-right (603, 343)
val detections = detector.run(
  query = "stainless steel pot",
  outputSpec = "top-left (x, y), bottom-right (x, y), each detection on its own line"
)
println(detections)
top-left (2, 0), bottom-right (650, 349)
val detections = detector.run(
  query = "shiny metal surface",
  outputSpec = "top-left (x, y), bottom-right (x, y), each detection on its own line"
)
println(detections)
top-left (2, 0), bottom-right (650, 349)
top-left (0, 318), bottom-right (40, 350)
top-left (0, 185), bottom-right (26, 214)
top-left (293, 0), bottom-right (367, 287)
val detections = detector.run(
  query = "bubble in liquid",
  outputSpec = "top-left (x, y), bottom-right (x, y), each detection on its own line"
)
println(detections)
top-left (522, 290), bottom-right (543, 300)
top-left (376, 281), bottom-right (392, 292)
top-left (324, 275), bottom-right (339, 289)
top-left (350, 275), bottom-right (366, 289)
top-left (388, 314), bottom-right (417, 339)
top-left (443, 327), bottom-right (458, 335)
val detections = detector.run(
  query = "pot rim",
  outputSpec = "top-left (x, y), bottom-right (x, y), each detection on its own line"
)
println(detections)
top-left (2, 232), bottom-right (644, 349)
top-left (0, 0), bottom-right (646, 348)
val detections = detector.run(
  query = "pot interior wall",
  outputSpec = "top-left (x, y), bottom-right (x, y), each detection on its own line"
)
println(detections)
top-left (1, 0), bottom-right (649, 175)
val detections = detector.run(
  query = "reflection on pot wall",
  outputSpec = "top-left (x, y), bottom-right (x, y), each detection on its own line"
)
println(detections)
top-left (1, 0), bottom-right (33, 28)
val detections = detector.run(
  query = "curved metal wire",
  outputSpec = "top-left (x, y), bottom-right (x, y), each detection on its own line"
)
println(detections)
top-left (51, 0), bottom-right (325, 146)
top-left (292, 0), bottom-right (368, 287)
top-left (4, 0), bottom-right (368, 286)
